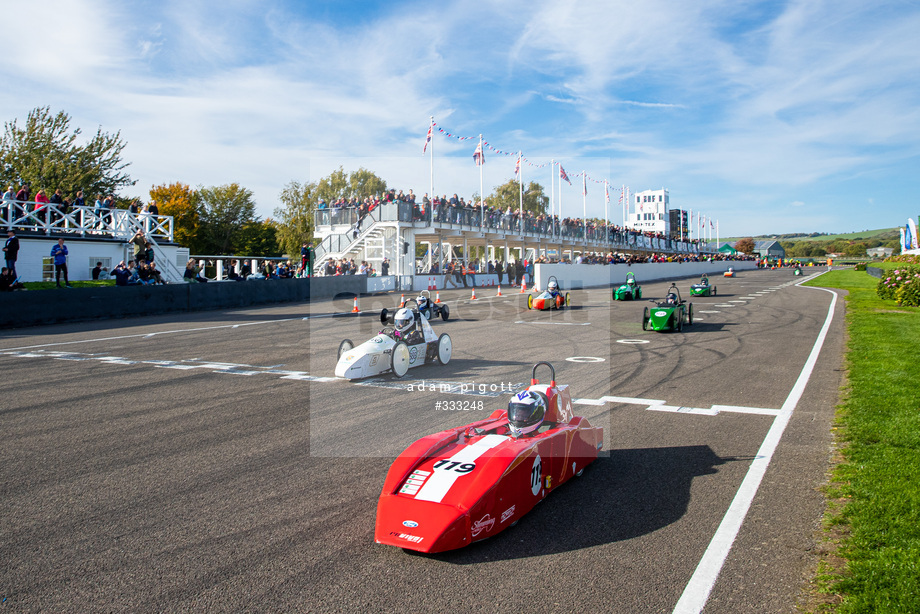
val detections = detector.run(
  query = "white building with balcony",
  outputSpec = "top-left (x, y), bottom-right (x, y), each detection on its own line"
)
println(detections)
top-left (627, 189), bottom-right (670, 235)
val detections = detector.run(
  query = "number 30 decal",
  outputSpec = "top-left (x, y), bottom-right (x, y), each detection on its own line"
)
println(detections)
top-left (530, 454), bottom-right (542, 496)
top-left (433, 460), bottom-right (476, 474)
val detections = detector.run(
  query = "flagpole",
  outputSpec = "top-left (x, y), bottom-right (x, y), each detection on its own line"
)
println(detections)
top-left (559, 165), bottom-right (563, 242)
top-left (550, 159), bottom-right (555, 241)
top-left (478, 134), bottom-right (484, 228)
top-left (716, 220), bottom-right (720, 248)
top-left (429, 116), bottom-right (434, 224)
top-left (582, 171), bottom-right (587, 250)
top-left (518, 151), bottom-right (523, 236)
top-left (689, 209), bottom-right (693, 241)
top-left (604, 180), bottom-right (609, 248)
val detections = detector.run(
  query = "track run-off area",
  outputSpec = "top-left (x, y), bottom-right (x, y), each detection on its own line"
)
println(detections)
top-left (0, 268), bottom-right (844, 613)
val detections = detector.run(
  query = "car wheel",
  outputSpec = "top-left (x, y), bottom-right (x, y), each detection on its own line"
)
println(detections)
top-left (637, 288), bottom-right (642, 299)
top-left (688, 303), bottom-right (694, 325)
top-left (565, 292), bottom-right (571, 306)
top-left (713, 287), bottom-right (717, 296)
top-left (337, 339), bottom-right (354, 360)
top-left (380, 308), bottom-right (390, 325)
top-left (527, 294), bottom-right (534, 309)
top-left (436, 333), bottom-right (452, 365)
top-left (440, 304), bottom-right (450, 321)
top-left (676, 312), bottom-right (683, 332)
top-left (390, 341), bottom-right (410, 377)
top-left (642, 307), bottom-right (649, 331)
top-left (419, 307), bottom-right (431, 320)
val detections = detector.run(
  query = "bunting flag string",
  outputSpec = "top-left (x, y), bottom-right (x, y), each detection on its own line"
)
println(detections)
top-left (432, 123), bottom-right (549, 169)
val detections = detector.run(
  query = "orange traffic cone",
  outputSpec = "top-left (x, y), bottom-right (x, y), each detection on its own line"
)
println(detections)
top-left (520, 281), bottom-right (527, 293)
top-left (496, 285), bottom-right (502, 297)
top-left (399, 294), bottom-right (405, 308)
top-left (471, 287), bottom-right (477, 300)
top-left (435, 291), bottom-right (441, 303)
top-left (352, 296), bottom-right (359, 313)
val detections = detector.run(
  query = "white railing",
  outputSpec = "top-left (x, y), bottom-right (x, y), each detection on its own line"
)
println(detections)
top-left (1, 200), bottom-right (174, 241)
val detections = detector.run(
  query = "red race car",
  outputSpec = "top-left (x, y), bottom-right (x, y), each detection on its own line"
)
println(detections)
top-left (526, 275), bottom-right (571, 310)
top-left (374, 362), bottom-right (603, 553)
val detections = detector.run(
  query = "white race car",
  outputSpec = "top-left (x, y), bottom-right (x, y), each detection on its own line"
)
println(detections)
top-left (334, 302), bottom-right (452, 379)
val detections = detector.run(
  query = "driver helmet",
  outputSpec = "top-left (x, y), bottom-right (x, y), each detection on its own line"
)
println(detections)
top-left (547, 280), bottom-right (558, 293)
top-left (507, 390), bottom-right (547, 437)
top-left (666, 293), bottom-right (678, 305)
top-left (394, 308), bottom-right (414, 335)
top-left (417, 294), bottom-right (428, 308)
top-left (626, 277), bottom-right (635, 286)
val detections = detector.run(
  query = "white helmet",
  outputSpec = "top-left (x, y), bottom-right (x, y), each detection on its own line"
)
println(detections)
top-left (626, 277), bottom-right (635, 286)
top-left (507, 390), bottom-right (547, 437)
top-left (547, 280), bottom-right (558, 292)
top-left (394, 308), bottom-right (414, 334)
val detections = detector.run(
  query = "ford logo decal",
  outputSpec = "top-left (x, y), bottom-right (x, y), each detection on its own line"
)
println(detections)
top-left (402, 520), bottom-right (419, 528)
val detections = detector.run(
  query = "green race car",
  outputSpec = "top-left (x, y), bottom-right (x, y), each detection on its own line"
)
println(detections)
top-left (689, 274), bottom-right (717, 297)
top-left (643, 284), bottom-right (693, 332)
top-left (613, 272), bottom-right (643, 301)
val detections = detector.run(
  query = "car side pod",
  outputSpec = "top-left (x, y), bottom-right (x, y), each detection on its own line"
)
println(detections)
top-left (373, 362), bottom-right (603, 554)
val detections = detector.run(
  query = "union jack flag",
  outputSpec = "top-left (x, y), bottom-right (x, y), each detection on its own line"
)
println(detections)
top-left (422, 124), bottom-right (432, 153)
top-left (559, 164), bottom-right (571, 185)
top-left (514, 155), bottom-right (521, 176)
top-left (473, 142), bottom-right (484, 166)
top-left (605, 184), bottom-right (609, 204)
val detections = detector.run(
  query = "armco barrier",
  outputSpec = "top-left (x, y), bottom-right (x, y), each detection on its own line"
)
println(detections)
top-left (0, 279), bottom-right (310, 329)
top-left (0, 275), bottom-right (393, 329)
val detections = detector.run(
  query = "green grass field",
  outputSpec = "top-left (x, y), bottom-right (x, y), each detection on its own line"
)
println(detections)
top-left (19, 280), bottom-right (115, 290)
top-left (803, 270), bottom-right (920, 613)
top-left (722, 228), bottom-right (898, 244)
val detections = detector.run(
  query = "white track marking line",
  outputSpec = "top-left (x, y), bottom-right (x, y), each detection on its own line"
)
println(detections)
top-left (0, 318), bottom-right (300, 352)
top-left (673, 273), bottom-right (837, 614)
top-left (574, 397), bottom-right (779, 416)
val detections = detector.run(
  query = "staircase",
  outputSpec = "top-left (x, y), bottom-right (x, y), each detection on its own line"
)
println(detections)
top-left (315, 218), bottom-right (392, 267)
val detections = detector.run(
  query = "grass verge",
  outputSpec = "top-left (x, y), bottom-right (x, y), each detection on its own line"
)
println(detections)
top-left (20, 280), bottom-right (115, 290)
top-left (803, 270), bottom-right (920, 613)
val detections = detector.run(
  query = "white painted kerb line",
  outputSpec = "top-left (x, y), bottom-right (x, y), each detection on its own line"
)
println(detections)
top-left (673, 277), bottom-right (838, 614)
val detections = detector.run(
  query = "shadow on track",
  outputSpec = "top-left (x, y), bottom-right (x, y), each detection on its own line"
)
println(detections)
top-left (419, 445), bottom-right (735, 563)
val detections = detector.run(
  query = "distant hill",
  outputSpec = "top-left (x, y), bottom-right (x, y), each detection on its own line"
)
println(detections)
top-left (722, 228), bottom-right (898, 243)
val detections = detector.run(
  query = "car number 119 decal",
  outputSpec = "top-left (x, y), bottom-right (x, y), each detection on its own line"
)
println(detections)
top-left (433, 460), bottom-right (476, 474)
top-left (531, 454), bottom-right (542, 496)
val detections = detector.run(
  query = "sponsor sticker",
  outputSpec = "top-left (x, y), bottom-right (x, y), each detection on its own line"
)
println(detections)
top-left (655, 311), bottom-right (668, 317)
top-left (471, 514), bottom-right (495, 537)
top-left (500, 506), bottom-right (516, 523)
top-left (390, 531), bottom-right (423, 544)
top-left (399, 469), bottom-right (431, 496)
top-left (402, 520), bottom-right (419, 528)
top-left (409, 346), bottom-right (419, 362)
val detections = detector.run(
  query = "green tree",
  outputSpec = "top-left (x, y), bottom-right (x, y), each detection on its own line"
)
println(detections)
top-left (844, 241), bottom-right (868, 257)
top-left (274, 168), bottom-right (388, 257)
top-left (734, 237), bottom-right (756, 254)
top-left (198, 183), bottom-right (258, 254)
top-left (149, 182), bottom-right (204, 251)
top-left (0, 106), bottom-right (133, 198)
top-left (274, 180), bottom-right (316, 259)
top-left (238, 220), bottom-right (281, 257)
top-left (487, 180), bottom-right (548, 215)
top-left (315, 166), bottom-right (387, 202)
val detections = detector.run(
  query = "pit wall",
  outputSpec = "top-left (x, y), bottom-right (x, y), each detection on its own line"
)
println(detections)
top-left (534, 261), bottom-right (758, 291)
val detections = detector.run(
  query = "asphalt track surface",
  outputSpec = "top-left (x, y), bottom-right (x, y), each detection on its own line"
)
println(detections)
top-left (0, 268), bottom-right (844, 613)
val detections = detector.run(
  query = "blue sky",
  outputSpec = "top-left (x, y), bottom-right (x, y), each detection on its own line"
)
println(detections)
top-left (3, 0), bottom-right (919, 236)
